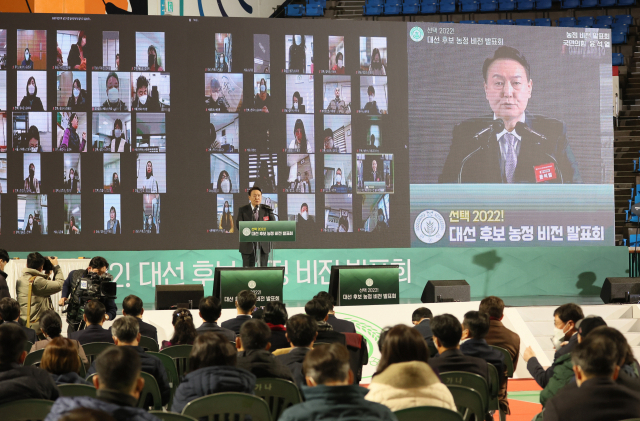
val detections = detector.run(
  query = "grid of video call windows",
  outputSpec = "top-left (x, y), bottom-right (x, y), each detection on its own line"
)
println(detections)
top-left (0, 29), bottom-right (168, 235)
top-left (207, 34), bottom-right (393, 234)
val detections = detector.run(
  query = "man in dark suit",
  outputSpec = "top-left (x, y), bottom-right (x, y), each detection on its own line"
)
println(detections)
top-left (68, 300), bottom-right (115, 345)
top-left (439, 46), bottom-right (581, 184)
top-left (221, 290), bottom-right (256, 334)
top-left (235, 186), bottom-right (275, 267)
top-left (543, 328), bottom-right (640, 421)
top-left (196, 296), bottom-right (235, 342)
top-left (304, 299), bottom-right (345, 345)
top-left (412, 307), bottom-right (437, 356)
top-left (0, 298), bottom-right (36, 343)
top-left (276, 314), bottom-right (317, 388)
top-left (314, 292), bottom-right (356, 333)
top-left (236, 319), bottom-right (294, 382)
top-left (122, 294), bottom-right (157, 343)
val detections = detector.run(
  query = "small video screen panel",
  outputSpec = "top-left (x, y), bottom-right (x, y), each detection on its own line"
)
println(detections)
top-left (262, 194), bottom-right (279, 220)
top-left (141, 194), bottom-right (160, 234)
top-left (285, 74), bottom-right (314, 114)
top-left (361, 193), bottom-right (389, 232)
top-left (136, 153), bottom-right (166, 193)
top-left (17, 194), bottom-right (47, 234)
top-left (359, 76), bottom-right (388, 115)
top-left (92, 72), bottom-right (131, 111)
top-left (208, 114), bottom-right (239, 153)
top-left (214, 33), bottom-right (232, 72)
top-left (0, 153), bottom-right (6, 193)
top-left (254, 34), bottom-right (270, 73)
top-left (0, 113), bottom-right (6, 152)
top-left (56, 112), bottom-right (87, 152)
top-left (285, 35), bottom-right (313, 74)
top-left (0, 71), bottom-right (6, 110)
top-left (322, 115), bottom-right (351, 153)
top-left (205, 73), bottom-right (243, 113)
top-left (23, 153), bottom-right (41, 193)
top-left (210, 153), bottom-right (239, 193)
top-left (13, 112), bottom-right (52, 152)
top-left (136, 32), bottom-right (165, 71)
top-left (62, 153), bottom-right (81, 193)
top-left (328, 36), bottom-right (345, 74)
top-left (103, 194), bottom-right (121, 234)
top-left (16, 71), bottom-right (47, 111)
top-left (357, 153), bottom-right (394, 193)
top-left (17, 30), bottom-right (46, 70)
top-left (324, 194), bottom-right (352, 232)
top-left (57, 30), bottom-right (87, 70)
top-left (285, 154), bottom-right (315, 193)
top-left (322, 75), bottom-right (351, 114)
top-left (323, 154), bottom-right (352, 193)
top-left (57, 71), bottom-right (88, 111)
top-left (359, 37), bottom-right (387, 75)
top-left (135, 113), bottom-right (166, 152)
top-left (102, 31), bottom-right (119, 70)
top-left (103, 153), bottom-right (121, 193)
top-left (285, 114), bottom-right (314, 153)
top-left (288, 194), bottom-right (316, 224)
top-left (248, 154), bottom-right (278, 193)
top-left (92, 112), bottom-right (131, 152)
top-left (130, 72), bottom-right (171, 112)
top-left (250, 74), bottom-right (272, 113)
top-left (63, 194), bottom-right (81, 234)
top-left (0, 30), bottom-right (6, 70)
top-left (214, 194), bottom-right (234, 233)
top-left (358, 116), bottom-right (382, 151)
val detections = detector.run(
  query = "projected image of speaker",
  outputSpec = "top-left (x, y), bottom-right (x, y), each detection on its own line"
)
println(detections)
top-left (155, 285), bottom-right (204, 310)
top-left (600, 277), bottom-right (640, 304)
top-left (421, 280), bottom-right (470, 303)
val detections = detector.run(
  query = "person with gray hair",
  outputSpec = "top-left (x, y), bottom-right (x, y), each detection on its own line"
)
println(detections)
top-left (86, 316), bottom-right (170, 407)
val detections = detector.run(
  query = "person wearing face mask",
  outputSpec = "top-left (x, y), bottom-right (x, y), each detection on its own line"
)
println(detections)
top-left (288, 119), bottom-right (311, 153)
top-left (219, 200), bottom-right (234, 233)
top-left (68, 215), bottom-right (79, 234)
top-left (297, 203), bottom-right (314, 224)
top-left (373, 208), bottom-right (389, 232)
top-left (24, 163), bottom-right (40, 193)
top-left (23, 125), bottom-right (42, 152)
top-left (205, 78), bottom-right (230, 112)
top-left (288, 35), bottom-right (306, 73)
top-left (331, 52), bottom-right (345, 75)
top-left (101, 72), bottom-right (127, 111)
top-left (20, 76), bottom-right (44, 111)
top-left (142, 160), bottom-right (159, 193)
top-left (331, 168), bottom-right (346, 191)
top-left (115, 53), bottom-right (120, 71)
top-left (65, 168), bottom-right (80, 194)
top-left (216, 170), bottom-right (233, 193)
top-left (292, 172), bottom-right (302, 192)
top-left (363, 86), bottom-right (380, 115)
top-left (67, 31), bottom-right (87, 71)
top-left (290, 91), bottom-right (305, 113)
top-left (66, 79), bottom-right (87, 110)
top-left (147, 45), bottom-right (163, 71)
top-left (369, 48), bottom-right (386, 76)
top-left (21, 47), bottom-right (34, 69)
top-left (253, 78), bottom-right (271, 113)
top-left (106, 206), bottom-right (121, 234)
top-left (110, 119), bottom-right (129, 153)
top-left (60, 113), bottom-right (87, 152)
top-left (327, 86), bottom-right (349, 114)
top-left (132, 75), bottom-right (160, 112)
top-left (111, 172), bottom-right (120, 193)
top-left (323, 128), bottom-right (336, 152)
top-left (24, 214), bottom-right (35, 234)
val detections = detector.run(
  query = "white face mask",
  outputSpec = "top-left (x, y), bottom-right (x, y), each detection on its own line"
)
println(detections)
top-left (221, 179), bottom-right (231, 193)
top-left (29, 146), bottom-right (38, 152)
top-left (294, 35), bottom-right (302, 45)
top-left (335, 175), bottom-right (342, 183)
top-left (139, 94), bottom-right (147, 105)
top-left (301, 211), bottom-right (308, 220)
top-left (337, 59), bottom-right (343, 68)
top-left (224, 206), bottom-right (229, 212)
top-left (378, 215), bottom-right (384, 222)
top-left (552, 324), bottom-right (569, 350)
top-left (73, 88), bottom-right (80, 98)
top-left (29, 218), bottom-right (33, 223)
top-left (107, 87), bottom-right (119, 102)
top-left (25, 53), bottom-right (30, 60)
top-left (114, 129), bottom-right (122, 138)
top-left (292, 101), bottom-right (298, 110)
top-left (297, 175), bottom-right (301, 181)
top-left (260, 84), bottom-right (266, 92)
top-left (70, 173), bottom-right (75, 179)
top-left (28, 85), bottom-right (35, 95)
top-left (369, 95), bottom-right (374, 102)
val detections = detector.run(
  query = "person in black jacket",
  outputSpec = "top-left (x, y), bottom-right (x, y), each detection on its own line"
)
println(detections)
top-left (66, 78), bottom-right (87, 111)
top-left (221, 290), bottom-right (256, 334)
top-left (122, 295), bottom-right (158, 343)
top-left (412, 307), bottom-right (437, 356)
top-left (196, 296), bottom-right (235, 342)
top-left (0, 249), bottom-right (11, 299)
top-left (235, 187), bottom-right (275, 267)
top-left (171, 332), bottom-right (256, 413)
top-left (276, 314), bottom-right (317, 388)
top-left (314, 292), bottom-right (356, 334)
top-left (263, 301), bottom-right (289, 352)
top-left (68, 301), bottom-right (115, 345)
top-left (19, 76), bottom-right (44, 111)
top-left (0, 323), bottom-right (59, 404)
top-left (0, 297), bottom-right (36, 343)
top-left (87, 316), bottom-right (170, 407)
top-left (236, 319), bottom-right (293, 382)
top-left (67, 31), bottom-right (87, 70)
top-left (305, 299), bottom-right (346, 345)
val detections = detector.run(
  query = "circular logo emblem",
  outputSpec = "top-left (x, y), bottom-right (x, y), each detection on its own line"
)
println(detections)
top-left (242, 228), bottom-right (251, 236)
top-left (410, 26), bottom-right (424, 42)
top-left (414, 210), bottom-right (446, 244)
top-left (248, 280), bottom-right (256, 289)
top-left (366, 278), bottom-right (374, 287)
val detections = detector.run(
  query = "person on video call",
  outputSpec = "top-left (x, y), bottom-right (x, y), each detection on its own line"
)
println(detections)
top-left (60, 113), bottom-right (86, 152)
top-left (106, 206), bottom-right (121, 234)
top-left (439, 46), bottom-right (581, 184)
top-left (146, 214), bottom-right (156, 234)
top-left (330, 168), bottom-right (348, 192)
top-left (111, 172), bottom-right (120, 193)
top-left (132, 75), bottom-right (160, 111)
top-left (327, 86), bottom-right (349, 114)
top-left (21, 47), bottom-right (33, 69)
top-left (374, 208), bottom-right (389, 232)
top-left (369, 133), bottom-right (378, 148)
top-left (67, 31), bottom-right (87, 71)
top-left (288, 119), bottom-right (312, 152)
top-left (110, 119), bottom-right (129, 152)
top-left (332, 52), bottom-right (345, 74)
top-left (65, 168), bottom-right (79, 193)
top-left (24, 125), bottom-right (42, 152)
top-left (338, 214), bottom-right (350, 232)
top-left (206, 77), bottom-right (230, 112)
top-left (363, 86), bottom-right (380, 115)
top-left (101, 72), bottom-right (127, 111)
top-left (369, 48), bottom-right (386, 75)
top-left (219, 200), bottom-right (234, 233)
top-left (216, 170), bottom-right (233, 193)
top-left (366, 159), bottom-right (381, 182)
top-left (20, 76), bottom-right (44, 111)
top-left (24, 162), bottom-right (40, 193)
top-left (115, 53), bottom-right (120, 70)
top-left (323, 128), bottom-right (335, 151)
top-left (68, 215), bottom-right (79, 234)
top-left (290, 91), bottom-right (305, 113)
top-left (56, 43), bottom-right (64, 67)
top-left (236, 186), bottom-right (275, 267)
top-left (67, 78), bottom-right (87, 110)
top-left (298, 202), bottom-right (314, 223)
top-left (142, 161), bottom-right (159, 193)
top-left (24, 214), bottom-right (34, 233)
top-left (255, 161), bottom-right (276, 192)
top-left (254, 78), bottom-right (271, 112)
top-left (147, 45), bottom-right (163, 71)
top-left (289, 35), bottom-right (306, 73)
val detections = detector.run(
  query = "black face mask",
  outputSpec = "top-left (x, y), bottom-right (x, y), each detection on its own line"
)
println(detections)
top-left (148, 54), bottom-right (156, 68)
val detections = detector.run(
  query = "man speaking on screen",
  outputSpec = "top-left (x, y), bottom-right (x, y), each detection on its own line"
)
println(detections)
top-left (236, 186), bottom-right (275, 268)
top-left (439, 46), bottom-right (581, 184)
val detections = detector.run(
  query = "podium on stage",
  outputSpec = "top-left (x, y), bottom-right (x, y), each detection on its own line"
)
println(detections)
top-left (328, 265), bottom-right (400, 306)
top-left (213, 267), bottom-right (285, 309)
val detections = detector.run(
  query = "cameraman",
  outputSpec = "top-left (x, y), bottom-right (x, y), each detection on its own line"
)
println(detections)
top-left (59, 256), bottom-right (117, 333)
top-left (16, 253), bottom-right (64, 336)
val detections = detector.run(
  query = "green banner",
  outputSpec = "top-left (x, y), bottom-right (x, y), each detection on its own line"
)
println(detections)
top-left (219, 268), bottom-right (284, 309)
top-left (338, 267), bottom-right (400, 306)
top-left (239, 221), bottom-right (296, 242)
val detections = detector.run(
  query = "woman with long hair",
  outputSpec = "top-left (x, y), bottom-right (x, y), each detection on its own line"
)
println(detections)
top-left (111, 172), bottom-right (120, 193)
top-left (67, 30), bottom-right (87, 70)
top-left (20, 76), bottom-right (44, 111)
top-left (31, 310), bottom-right (88, 369)
top-left (161, 309), bottom-right (197, 350)
top-left (288, 119), bottom-right (310, 153)
top-left (254, 78), bottom-right (271, 112)
top-left (106, 206), bottom-right (121, 234)
top-left (369, 48), bottom-right (386, 75)
top-left (216, 170), bottom-right (233, 193)
top-left (219, 200), bottom-right (234, 233)
top-left (143, 160), bottom-right (159, 193)
top-left (67, 78), bottom-right (87, 110)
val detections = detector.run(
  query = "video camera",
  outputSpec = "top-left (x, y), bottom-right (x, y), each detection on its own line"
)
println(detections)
top-left (64, 272), bottom-right (117, 326)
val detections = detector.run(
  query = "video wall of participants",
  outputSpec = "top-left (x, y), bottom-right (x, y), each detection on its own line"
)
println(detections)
top-left (0, 15), bottom-right (612, 250)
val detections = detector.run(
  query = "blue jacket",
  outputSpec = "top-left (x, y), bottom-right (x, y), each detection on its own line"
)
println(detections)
top-left (279, 385), bottom-right (398, 421)
top-left (44, 393), bottom-right (161, 421)
top-left (171, 365), bottom-right (256, 414)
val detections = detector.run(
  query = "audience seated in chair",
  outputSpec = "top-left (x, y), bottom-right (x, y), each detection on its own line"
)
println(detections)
top-left (45, 346), bottom-right (161, 421)
top-left (161, 309), bottom-right (196, 350)
top-left (279, 343), bottom-right (398, 421)
top-left (276, 314), bottom-right (318, 387)
top-left (122, 295), bottom-right (158, 343)
top-left (236, 318), bottom-right (294, 381)
top-left (411, 307), bottom-right (437, 357)
top-left (263, 301), bottom-right (290, 352)
top-left (68, 301), bottom-right (114, 345)
top-left (171, 332), bottom-right (256, 413)
top-left (304, 299), bottom-right (346, 345)
top-left (196, 296), bottom-right (235, 342)
top-left (0, 322), bottom-right (59, 404)
top-left (41, 337), bottom-right (90, 385)
top-left (32, 310), bottom-right (88, 367)
top-left (221, 290), bottom-right (257, 334)
top-left (365, 324), bottom-right (455, 412)
top-left (314, 292), bottom-right (356, 333)
top-left (0, 297), bottom-right (37, 343)
top-left (57, 407), bottom-right (117, 421)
